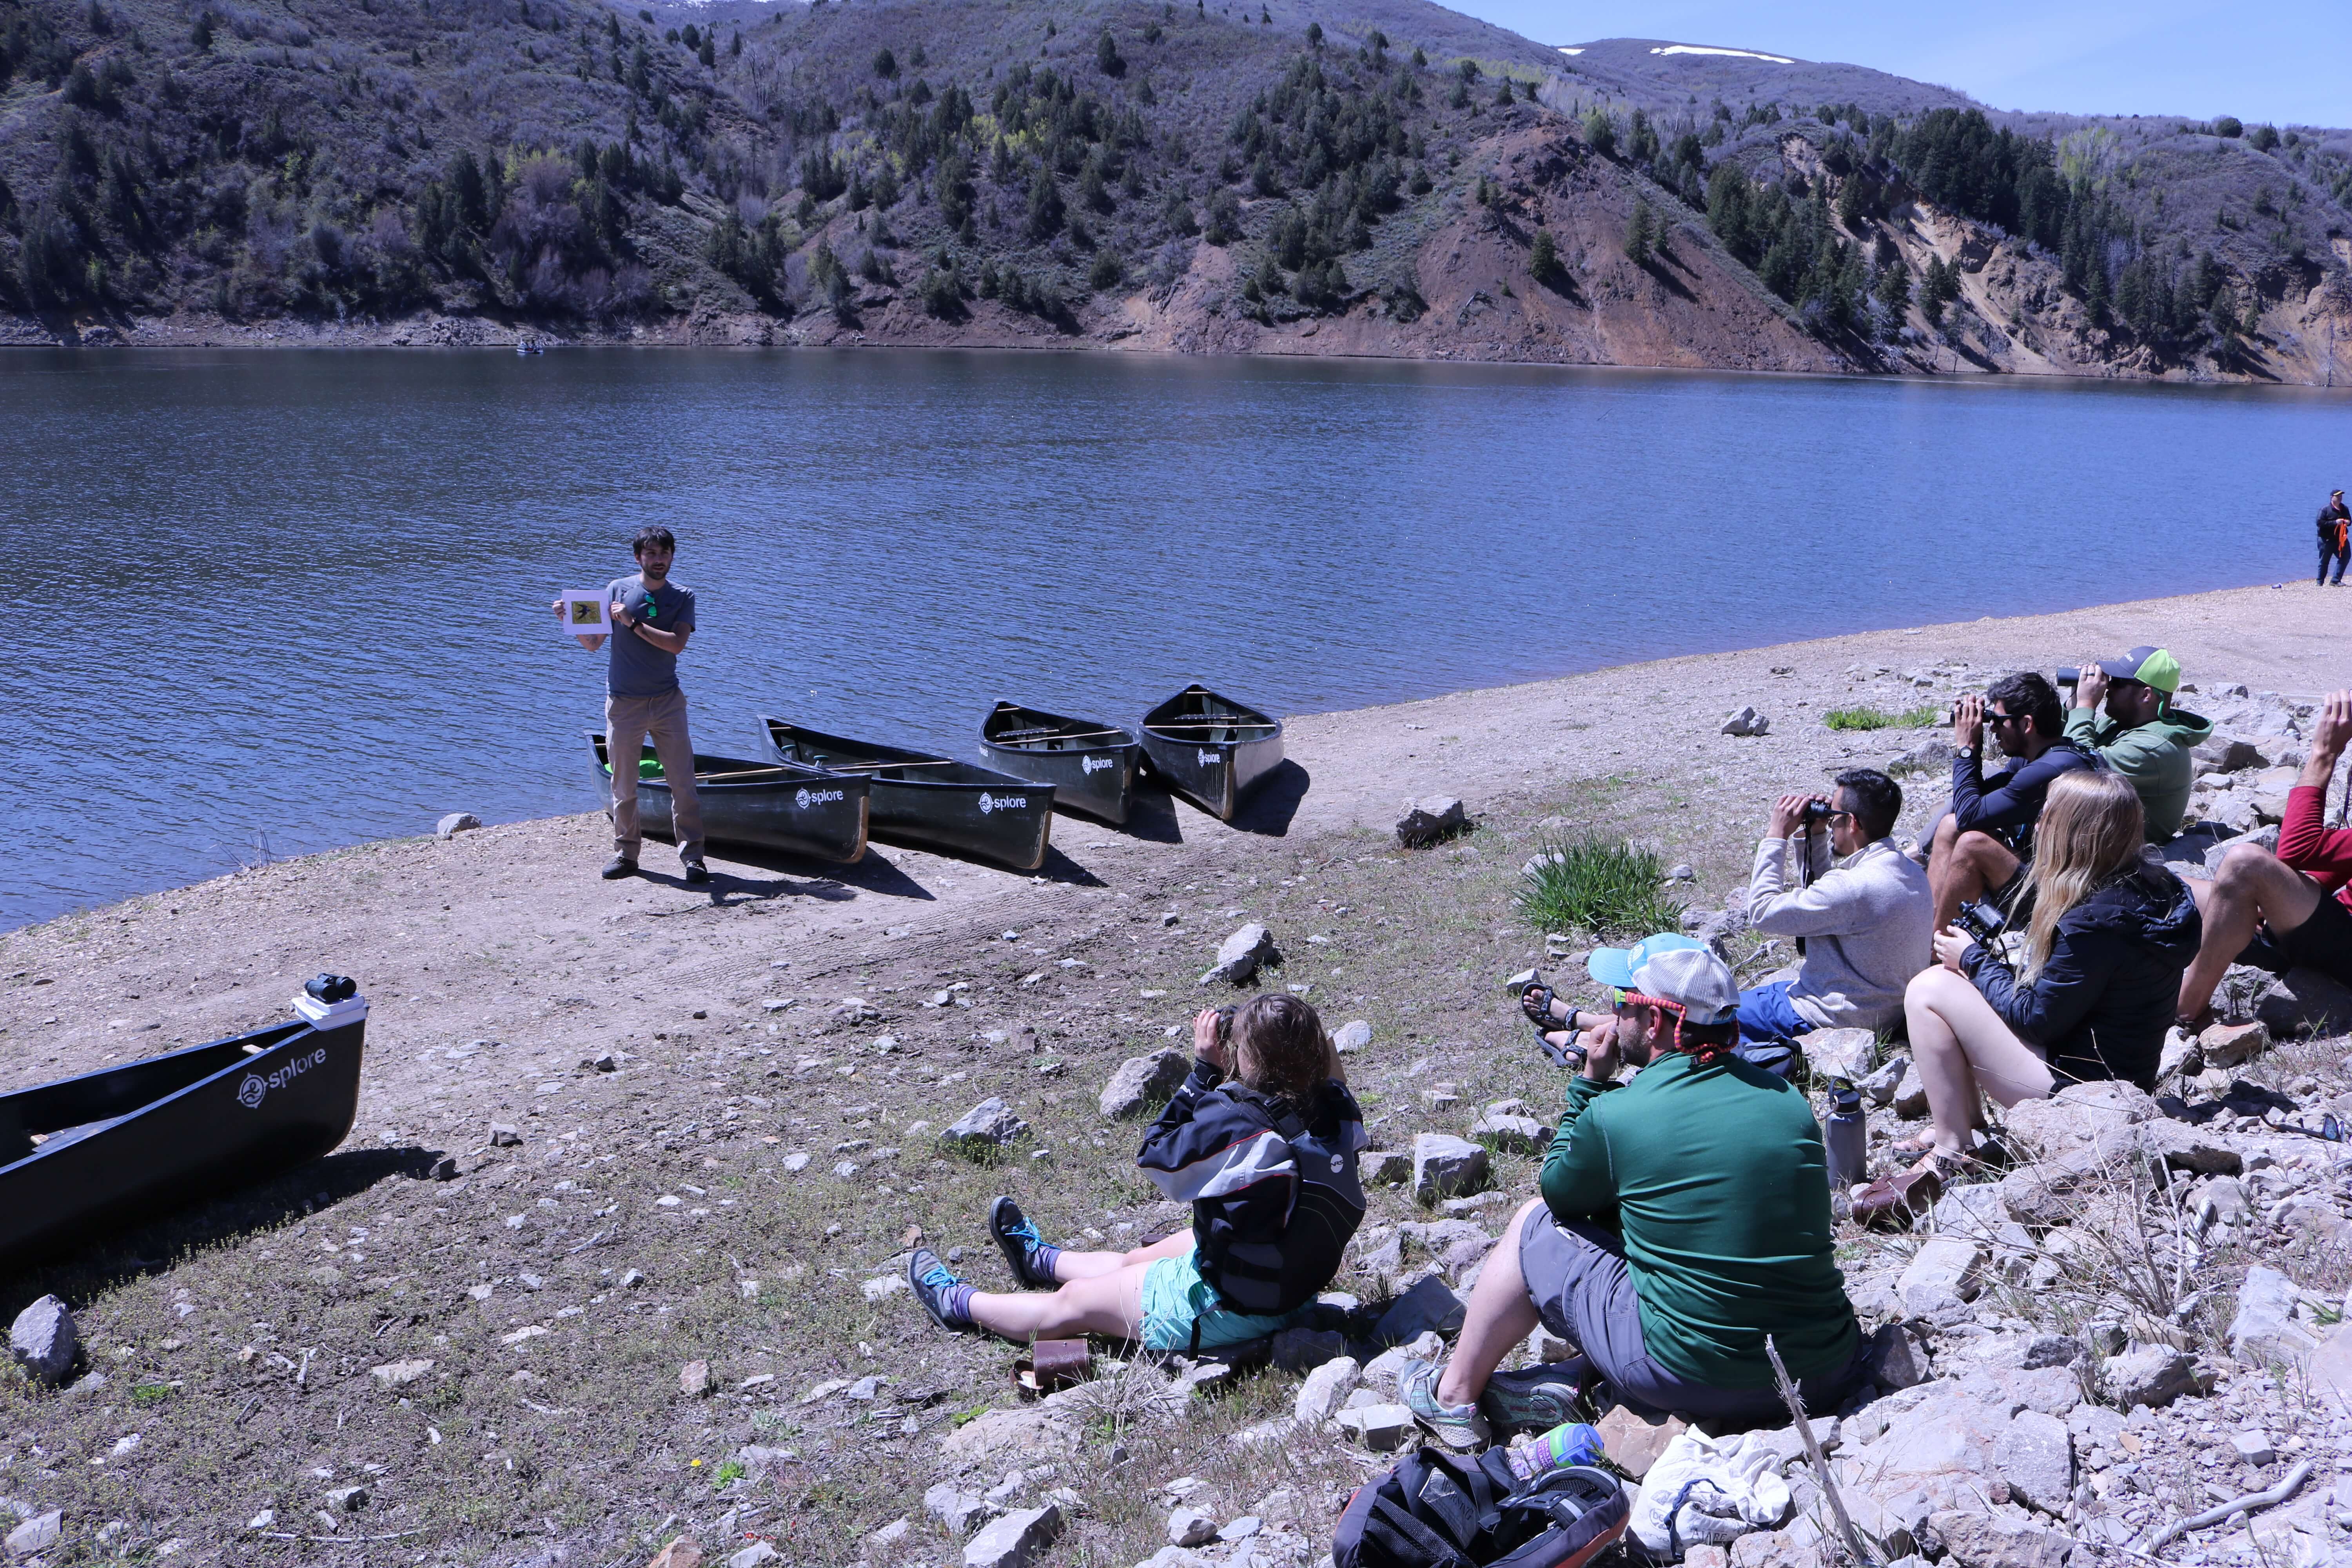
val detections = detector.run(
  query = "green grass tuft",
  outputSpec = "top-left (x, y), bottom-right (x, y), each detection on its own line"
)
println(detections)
top-left (1515, 832), bottom-right (1687, 939)
top-left (1824, 705), bottom-right (1941, 731)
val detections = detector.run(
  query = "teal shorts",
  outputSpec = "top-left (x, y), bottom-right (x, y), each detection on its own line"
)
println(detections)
top-left (1137, 1240), bottom-right (1306, 1353)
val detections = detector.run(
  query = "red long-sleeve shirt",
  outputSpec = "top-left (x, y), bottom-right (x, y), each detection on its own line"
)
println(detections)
top-left (2279, 784), bottom-right (2352, 911)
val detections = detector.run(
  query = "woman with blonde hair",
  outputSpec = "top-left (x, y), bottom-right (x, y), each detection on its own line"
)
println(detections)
top-left (1896, 769), bottom-right (2201, 1171)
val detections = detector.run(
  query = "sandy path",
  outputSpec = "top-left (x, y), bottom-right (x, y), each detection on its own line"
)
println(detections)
top-left (2, 581), bottom-right (2343, 1134)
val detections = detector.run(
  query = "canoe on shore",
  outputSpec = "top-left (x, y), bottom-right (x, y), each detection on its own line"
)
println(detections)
top-left (588, 733), bottom-right (869, 864)
top-left (1137, 684), bottom-right (1286, 822)
top-left (0, 986), bottom-right (368, 1270)
top-left (978, 701), bottom-right (1140, 824)
top-left (755, 718), bottom-right (1055, 871)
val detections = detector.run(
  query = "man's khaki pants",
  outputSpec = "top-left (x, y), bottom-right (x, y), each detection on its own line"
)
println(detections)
top-left (605, 688), bottom-right (705, 864)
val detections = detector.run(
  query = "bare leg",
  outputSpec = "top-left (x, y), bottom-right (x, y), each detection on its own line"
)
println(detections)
top-left (1434, 1198), bottom-right (1545, 1408)
top-left (967, 1265), bottom-right (1150, 1342)
top-left (2177, 847), bottom-right (2323, 1023)
top-left (1924, 815), bottom-right (1960, 913)
top-left (1903, 966), bottom-right (2055, 1158)
top-left (1931, 829), bottom-right (2020, 932)
top-left (1047, 1229), bottom-right (1194, 1282)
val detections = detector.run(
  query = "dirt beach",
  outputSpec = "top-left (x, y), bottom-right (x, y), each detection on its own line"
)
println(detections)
top-left (0, 580), bottom-right (2344, 1564)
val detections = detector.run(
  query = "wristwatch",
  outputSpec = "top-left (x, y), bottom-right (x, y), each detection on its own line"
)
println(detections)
top-left (1955, 746), bottom-right (1976, 761)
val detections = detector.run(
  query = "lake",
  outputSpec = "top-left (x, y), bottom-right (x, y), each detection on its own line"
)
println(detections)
top-left (2, 348), bottom-right (2338, 930)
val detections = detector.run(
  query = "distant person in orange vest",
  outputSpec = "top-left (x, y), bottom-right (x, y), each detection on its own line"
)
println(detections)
top-left (2320, 490), bottom-right (2351, 586)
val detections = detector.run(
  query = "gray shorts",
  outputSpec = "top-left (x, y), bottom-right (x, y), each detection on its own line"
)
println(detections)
top-left (1517, 1207), bottom-right (1862, 1425)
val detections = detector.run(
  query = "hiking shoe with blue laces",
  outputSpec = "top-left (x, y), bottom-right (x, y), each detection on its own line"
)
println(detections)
top-left (1397, 1357), bottom-right (1491, 1450)
top-left (1479, 1361), bottom-right (1591, 1434)
top-left (906, 1247), bottom-right (976, 1332)
top-left (990, 1196), bottom-right (1061, 1288)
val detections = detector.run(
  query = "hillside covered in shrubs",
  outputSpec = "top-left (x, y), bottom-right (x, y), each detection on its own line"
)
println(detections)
top-left (0, 0), bottom-right (2347, 382)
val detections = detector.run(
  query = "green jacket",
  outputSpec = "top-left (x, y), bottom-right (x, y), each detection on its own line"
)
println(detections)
top-left (2065, 704), bottom-right (2211, 840)
top-left (1538, 1051), bottom-right (1857, 1390)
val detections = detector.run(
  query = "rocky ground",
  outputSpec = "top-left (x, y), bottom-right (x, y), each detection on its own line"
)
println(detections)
top-left (0, 583), bottom-right (2347, 1567)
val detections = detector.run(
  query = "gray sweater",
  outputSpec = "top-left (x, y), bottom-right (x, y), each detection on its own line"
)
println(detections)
top-left (1745, 835), bottom-right (1934, 1031)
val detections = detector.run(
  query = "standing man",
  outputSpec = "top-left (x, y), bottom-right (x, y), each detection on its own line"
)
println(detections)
top-left (2319, 490), bottom-right (2350, 587)
top-left (555, 526), bottom-right (708, 884)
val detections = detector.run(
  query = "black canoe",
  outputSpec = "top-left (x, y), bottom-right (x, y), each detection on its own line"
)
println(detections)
top-left (589, 733), bottom-right (869, 864)
top-left (978, 702), bottom-right (1141, 825)
top-left (756, 717), bottom-right (1056, 871)
top-left (0, 991), bottom-right (367, 1270)
top-left (1137, 684), bottom-right (1286, 822)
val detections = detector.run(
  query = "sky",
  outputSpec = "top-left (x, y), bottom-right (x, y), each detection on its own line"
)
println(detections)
top-left (1450, 1), bottom-right (2352, 128)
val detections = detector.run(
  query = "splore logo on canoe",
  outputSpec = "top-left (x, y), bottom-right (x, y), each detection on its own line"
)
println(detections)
top-left (1082, 755), bottom-right (1117, 775)
top-left (976, 792), bottom-right (1030, 815)
top-left (793, 787), bottom-right (847, 810)
top-left (237, 1047), bottom-right (330, 1110)
top-left (1197, 750), bottom-right (1224, 767)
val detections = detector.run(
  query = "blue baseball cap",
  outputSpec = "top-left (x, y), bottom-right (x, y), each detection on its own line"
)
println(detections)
top-left (1587, 933), bottom-right (1741, 1025)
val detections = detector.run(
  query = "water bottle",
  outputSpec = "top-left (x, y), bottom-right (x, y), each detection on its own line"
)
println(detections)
top-left (1504, 1421), bottom-right (1606, 1483)
top-left (1823, 1080), bottom-right (1867, 1193)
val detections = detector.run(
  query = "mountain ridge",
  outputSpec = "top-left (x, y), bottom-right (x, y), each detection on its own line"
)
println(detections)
top-left (0, 0), bottom-right (2346, 384)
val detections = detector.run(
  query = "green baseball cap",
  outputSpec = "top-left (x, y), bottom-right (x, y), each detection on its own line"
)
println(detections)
top-left (2094, 646), bottom-right (2181, 694)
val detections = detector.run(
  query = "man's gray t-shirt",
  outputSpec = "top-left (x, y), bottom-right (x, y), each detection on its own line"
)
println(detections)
top-left (605, 575), bottom-right (697, 698)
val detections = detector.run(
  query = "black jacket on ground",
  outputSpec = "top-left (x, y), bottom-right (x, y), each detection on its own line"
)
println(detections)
top-left (1136, 1061), bottom-right (1367, 1316)
top-left (1960, 864), bottom-right (2202, 1090)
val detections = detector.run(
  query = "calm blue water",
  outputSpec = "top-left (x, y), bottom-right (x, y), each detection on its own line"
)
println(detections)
top-left (2, 348), bottom-right (2337, 929)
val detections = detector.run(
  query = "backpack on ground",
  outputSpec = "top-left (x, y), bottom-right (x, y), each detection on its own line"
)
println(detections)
top-left (1333, 1447), bottom-right (1629, 1568)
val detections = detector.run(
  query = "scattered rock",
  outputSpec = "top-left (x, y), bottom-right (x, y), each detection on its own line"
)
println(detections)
top-left (1098, 1050), bottom-right (1190, 1119)
top-left (1892, 1063), bottom-right (1929, 1119)
top-left (1332, 1020), bottom-right (1374, 1055)
top-left (368, 1358), bottom-right (434, 1390)
top-left (436, 811), bottom-right (483, 838)
top-left (9, 1295), bottom-right (75, 1387)
top-left (1721, 706), bottom-right (1771, 737)
top-left (943, 1098), bottom-right (1030, 1151)
top-left (1892, 737), bottom-right (1955, 775)
top-left (2231, 1430), bottom-right (2277, 1466)
top-left (962, 1502), bottom-right (1061, 1568)
top-left (326, 1484), bottom-right (368, 1511)
top-left (2200, 1019), bottom-right (2270, 1069)
top-left (1858, 1054), bottom-right (1909, 1107)
top-left (1866, 1323), bottom-right (1931, 1391)
top-left (925, 1484), bottom-right (989, 1536)
top-left (2229, 1265), bottom-right (2323, 1367)
top-left (729, 1545), bottom-right (779, 1568)
top-left (1992, 1409), bottom-right (2073, 1513)
top-left (1396, 797), bottom-right (1470, 849)
top-left (1593, 1404), bottom-right (1686, 1479)
top-left (1800, 1027), bottom-right (1877, 1080)
top-left (2194, 736), bottom-right (2268, 773)
top-left (1375, 1276), bottom-right (1467, 1344)
top-left (680, 1360), bottom-right (714, 1397)
top-left (488, 1123), bottom-right (522, 1147)
top-left (1898, 1237), bottom-right (1986, 1315)
top-left (1294, 1356), bottom-right (1361, 1425)
top-left (1362, 1149), bottom-right (1412, 1185)
top-left (1411, 1133), bottom-right (1489, 1201)
top-left (2256, 967), bottom-right (2352, 1037)
top-left (1200, 923), bottom-right (1280, 986)
top-left (861, 1275), bottom-right (909, 1303)
top-left (1334, 1403), bottom-right (1416, 1450)
top-left (1470, 1111), bottom-right (1547, 1156)
top-left (2157, 1026), bottom-right (2202, 1082)
top-left (4, 1512), bottom-right (61, 1555)
top-left (1927, 1508), bottom-right (2071, 1568)
top-left (1167, 1508), bottom-right (1218, 1547)
top-left (2096, 1345), bottom-right (2203, 1408)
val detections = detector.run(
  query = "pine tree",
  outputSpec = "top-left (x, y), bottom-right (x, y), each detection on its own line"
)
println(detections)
top-left (1530, 227), bottom-right (1561, 287)
top-left (1624, 200), bottom-right (1653, 265)
top-left (1873, 256), bottom-right (1910, 319)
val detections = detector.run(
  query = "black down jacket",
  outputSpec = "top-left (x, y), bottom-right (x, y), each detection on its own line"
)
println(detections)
top-left (1961, 864), bottom-right (2202, 1091)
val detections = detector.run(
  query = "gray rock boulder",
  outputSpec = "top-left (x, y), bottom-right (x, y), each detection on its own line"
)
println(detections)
top-left (2200, 1019), bottom-right (2270, 1069)
top-left (1375, 1276), bottom-right (1466, 1344)
top-left (1412, 1134), bottom-right (1490, 1201)
top-left (2256, 967), bottom-right (2352, 1037)
top-left (1858, 1053), bottom-right (1910, 1107)
top-left (9, 1295), bottom-right (75, 1387)
top-left (1470, 1112), bottom-right (1548, 1156)
top-left (1199, 924), bottom-right (1280, 987)
top-left (1897, 1237), bottom-right (1986, 1315)
top-left (1891, 1063), bottom-right (1929, 1119)
top-left (1361, 1149), bottom-right (1412, 1186)
top-left (1992, 1409), bottom-right (2074, 1514)
top-left (1801, 1027), bottom-right (1877, 1080)
top-left (1331, 1020), bottom-right (1374, 1055)
top-left (2194, 736), bottom-right (2268, 773)
top-left (1892, 737), bottom-right (1955, 776)
top-left (1334, 1403), bottom-right (1416, 1450)
top-left (924, 1483), bottom-right (989, 1536)
top-left (1866, 1323), bottom-right (1931, 1391)
top-left (2096, 1345), bottom-right (2203, 1408)
top-left (1720, 706), bottom-right (1771, 737)
top-left (1927, 1509), bottom-right (2072, 1568)
top-left (1167, 1508), bottom-right (1218, 1548)
top-left (1294, 1356), bottom-right (1361, 1425)
top-left (2229, 1264), bottom-right (2324, 1368)
top-left (1396, 797), bottom-right (1470, 849)
top-left (963, 1503), bottom-right (1061, 1568)
top-left (1098, 1050), bottom-right (1191, 1118)
top-left (436, 811), bottom-right (483, 838)
top-left (943, 1098), bottom-right (1030, 1151)
top-left (2203, 822), bottom-right (2280, 875)
top-left (1270, 1327), bottom-right (1347, 1374)
top-left (3, 1513), bottom-right (61, 1556)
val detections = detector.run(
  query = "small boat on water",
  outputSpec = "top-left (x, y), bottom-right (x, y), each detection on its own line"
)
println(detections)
top-left (978, 701), bottom-right (1141, 824)
top-left (755, 718), bottom-right (1054, 870)
top-left (0, 979), bottom-right (368, 1270)
top-left (589, 733), bottom-right (869, 863)
top-left (1137, 684), bottom-right (1286, 822)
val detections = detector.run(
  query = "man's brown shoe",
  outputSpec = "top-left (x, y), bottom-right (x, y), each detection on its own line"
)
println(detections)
top-left (601, 855), bottom-right (637, 880)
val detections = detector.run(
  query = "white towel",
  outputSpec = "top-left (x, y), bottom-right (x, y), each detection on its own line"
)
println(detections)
top-left (1628, 1427), bottom-right (1793, 1555)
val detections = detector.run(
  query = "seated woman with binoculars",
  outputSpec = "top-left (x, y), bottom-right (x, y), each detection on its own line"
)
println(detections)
top-left (1890, 769), bottom-right (2201, 1181)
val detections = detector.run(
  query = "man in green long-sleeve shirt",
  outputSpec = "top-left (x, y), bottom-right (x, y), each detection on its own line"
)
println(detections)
top-left (2065, 646), bottom-right (2210, 842)
top-left (1400, 936), bottom-right (1863, 1446)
